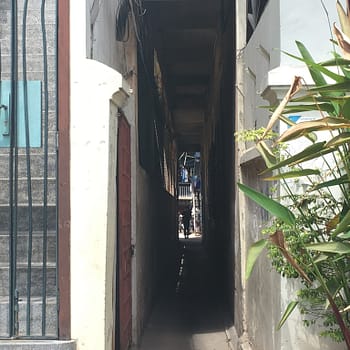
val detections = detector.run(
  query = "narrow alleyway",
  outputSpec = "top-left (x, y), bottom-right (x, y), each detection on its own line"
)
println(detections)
top-left (135, 235), bottom-right (234, 350)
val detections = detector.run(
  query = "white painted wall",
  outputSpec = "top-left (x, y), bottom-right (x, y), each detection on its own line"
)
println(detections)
top-left (70, 1), bottom-right (137, 349)
top-left (87, 0), bottom-right (130, 75)
top-left (237, 1), bottom-right (346, 349)
top-left (280, 0), bottom-right (338, 65)
top-left (70, 58), bottom-right (122, 350)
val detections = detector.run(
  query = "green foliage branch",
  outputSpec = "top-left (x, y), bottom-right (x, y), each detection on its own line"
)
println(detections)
top-left (237, 8), bottom-right (350, 345)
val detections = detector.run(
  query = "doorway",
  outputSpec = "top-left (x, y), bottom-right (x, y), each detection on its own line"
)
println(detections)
top-left (117, 113), bottom-right (132, 350)
top-left (177, 152), bottom-right (202, 239)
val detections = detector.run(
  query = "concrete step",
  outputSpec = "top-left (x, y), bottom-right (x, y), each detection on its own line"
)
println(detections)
top-left (0, 297), bottom-right (57, 338)
top-left (0, 232), bottom-right (56, 264)
top-left (0, 263), bottom-right (56, 298)
top-left (0, 342), bottom-right (76, 350)
top-left (0, 206), bottom-right (56, 231)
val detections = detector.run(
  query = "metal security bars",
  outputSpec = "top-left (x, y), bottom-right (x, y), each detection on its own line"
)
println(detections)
top-left (0, 0), bottom-right (58, 338)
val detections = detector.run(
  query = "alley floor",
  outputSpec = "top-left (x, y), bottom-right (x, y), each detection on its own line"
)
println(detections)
top-left (135, 235), bottom-right (235, 350)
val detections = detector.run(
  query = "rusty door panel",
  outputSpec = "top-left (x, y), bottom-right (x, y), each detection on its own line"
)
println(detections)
top-left (117, 113), bottom-right (132, 350)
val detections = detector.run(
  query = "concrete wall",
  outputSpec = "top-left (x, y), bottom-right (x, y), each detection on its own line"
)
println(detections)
top-left (235, 1), bottom-right (346, 349)
top-left (86, 0), bottom-right (130, 75)
top-left (200, 0), bottom-right (235, 327)
top-left (70, 1), bottom-right (177, 349)
top-left (134, 169), bottom-right (177, 341)
top-left (70, 1), bottom-right (137, 349)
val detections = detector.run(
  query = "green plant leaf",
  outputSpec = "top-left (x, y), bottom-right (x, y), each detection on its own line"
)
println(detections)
top-left (326, 132), bottom-right (350, 148)
top-left (309, 81), bottom-right (350, 93)
top-left (278, 117), bottom-right (350, 142)
top-left (277, 301), bottom-right (299, 330)
top-left (238, 183), bottom-right (296, 226)
top-left (279, 114), bottom-right (317, 143)
top-left (256, 141), bottom-right (277, 168)
top-left (263, 169), bottom-right (320, 181)
top-left (312, 175), bottom-right (349, 190)
top-left (260, 142), bottom-right (326, 174)
top-left (291, 94), bottom-right (350, 103)
top-left (324, 278), bottom-right (343, 311)
top-left (333, 209), bottom-right (350, 235)
top-left (320, 57), bottom-right (350, 67)
top-left (285, 149), bottom-right (334, 168)
top-left (340, 99), bottom-right (350, 119)
top-left (245, 239), bottom-right (268, 279)
top-left (292, 41), bottom-right (346, 84)
top-left (338, 231), bottom-right (350, 240)
top-left (314, 253), bottom-right (330, 264)
top-left (305, 242), bottom-right (350, 254)
top-left (295, 41), bottom-right (325, 85)
top-left (283, 103), bottom-right (334, 114)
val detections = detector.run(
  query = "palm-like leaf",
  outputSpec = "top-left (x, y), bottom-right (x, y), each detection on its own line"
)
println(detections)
top-left (238, 183), bottom-right (296, 226)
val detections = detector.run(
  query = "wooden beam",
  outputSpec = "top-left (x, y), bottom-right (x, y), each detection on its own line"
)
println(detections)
top-left (173, 109), bottom-right (204, 122)
top-left (176, 125), bottom-right (203, 133)
top-left (148, 9), bottom-right (218, 30)
top-left (160, 29), bottom-right (216, 49)
top-left (172, 75), bottom-right (209, 86)
top-left (169, 61), bottom-right (211, 75)
top-left (174, 95), bottom-right (206, 108)
top-left (175, 85), bottom-right (207, 95)
top-left (177, 137), bottom-right (202, 150)
top-left (57, 0), bottom-right (71, 340)
top-left (144, 0), bottom-right (184, 2)
top-left (144, 0), bottom-right (214, 3)
top-left (163, 48), bottom-right (213, 63)
top-left (178, 143), bottom-right (201, 152)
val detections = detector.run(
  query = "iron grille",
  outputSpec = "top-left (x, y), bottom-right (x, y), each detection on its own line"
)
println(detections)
top-left (0, 0), bottom-right (58, 339)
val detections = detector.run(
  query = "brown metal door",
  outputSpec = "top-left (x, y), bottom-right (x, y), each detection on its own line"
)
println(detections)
top-left (117, 113), bottom-right (132, 350)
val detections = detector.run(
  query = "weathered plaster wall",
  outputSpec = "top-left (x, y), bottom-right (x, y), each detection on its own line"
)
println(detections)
top-left (134, 169), bottom-right (177, 342)
top-left (130, 20), bottom-right (178, 345)
top-left (201, 0), bottom-right (235, 331)
top-left (237, 2), bottom-right (281, 347)
top-left (234, 0), bottom-right (247, 341)
top-left (70, 58), bottom-right (122, 350)
top-left (241, 159), bottom-right (281, 350)
top-left (236, 1), bottom-right (345, 349)
top-left (86, 0), bottom-right (130, 75)
top-left (70, 1), bottom-right (137, 349)
top-left (135, 169), bottom-right (156, 339)
top-left (71, 1), bottom-right (177, 348)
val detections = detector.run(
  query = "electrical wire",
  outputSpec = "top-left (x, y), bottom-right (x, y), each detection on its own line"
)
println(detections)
top-left (129, 0), bottom-right (166, 180)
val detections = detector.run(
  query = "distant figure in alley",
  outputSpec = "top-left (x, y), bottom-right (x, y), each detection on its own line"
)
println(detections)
top-left (182, 207), bottom-right (192, 239)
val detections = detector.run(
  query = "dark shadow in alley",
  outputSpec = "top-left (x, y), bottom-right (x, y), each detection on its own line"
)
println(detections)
top-left (136, 236), bottom-right (234, 350)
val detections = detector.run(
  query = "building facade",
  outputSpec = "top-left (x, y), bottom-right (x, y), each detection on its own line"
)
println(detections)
top-left (0, 1), bottom-right (348, 350)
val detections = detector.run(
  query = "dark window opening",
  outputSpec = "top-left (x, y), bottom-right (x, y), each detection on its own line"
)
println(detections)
top-left (247, 0), bottom-right (270, 41)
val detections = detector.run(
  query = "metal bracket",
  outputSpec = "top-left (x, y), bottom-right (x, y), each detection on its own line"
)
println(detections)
top-left (14, 289), bottom-right (19, 336)
top-left (0, 104), bottom-right (9, 136)
top-left (130, 244), bottom-right (136, 257)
